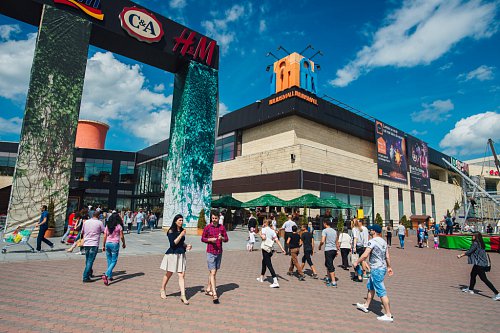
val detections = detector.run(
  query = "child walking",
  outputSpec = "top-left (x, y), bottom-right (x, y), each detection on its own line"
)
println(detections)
top-left (247, 227), bottom-right (256, 252)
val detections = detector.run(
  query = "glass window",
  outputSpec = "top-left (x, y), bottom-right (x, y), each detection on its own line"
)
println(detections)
top-left (398, 189), bottom-right (404, 220)
top-left (421, 192), bottom-right (426, 215)
top-left (410, 191), bottom-right (416, 215)
top-left (116, 198), bottom-right (132, 211)
top-left (83, 196), bottom-right (108, 210)
top-left (74, 158), bottom-right (112, 182)
top-left (119, 161), bottom-right (135, 183)
top-left (0, 152), bottom-right (17, 176)
top-left (214, 133), bottom-right (235, 163)
top-left (384, 186), bottom-right (390, 225)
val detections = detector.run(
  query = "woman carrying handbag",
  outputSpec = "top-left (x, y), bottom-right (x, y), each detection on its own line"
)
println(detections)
top-left (257, 219), bottom-right (286, 288)
top-left (457, 232), bottom-right (500, 301)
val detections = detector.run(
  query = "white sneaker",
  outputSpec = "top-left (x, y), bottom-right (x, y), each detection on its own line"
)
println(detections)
top-left (356, 303), bottom-right (369, 313)
top-left (377, 314), bottom-right (394, 322)
top-left (461, 287), bottom-right (474, 294)
top-left (493, 293), bottom-right (500, 301)
top-left (269, 282), bottom-right (279, 288)
top-left (256, 277), bottom-right (263, 283)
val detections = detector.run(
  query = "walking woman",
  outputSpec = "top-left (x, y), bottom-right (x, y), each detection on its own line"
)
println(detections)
top-left (338, 227), bottom-right (352, 270)
top-left (257, 219), bottom-right (286, 288)
top-left (457, 232), bottom-right (500, 300)
top-left (386, 225), bottom-right (392, 247)
top-left (102, 213), bottom-right (126, 285)
top-left (160, 214), bottom-right (192, 304)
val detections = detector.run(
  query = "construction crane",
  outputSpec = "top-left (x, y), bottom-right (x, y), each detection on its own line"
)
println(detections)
top-left (487, 138), bottom-right (500, 175)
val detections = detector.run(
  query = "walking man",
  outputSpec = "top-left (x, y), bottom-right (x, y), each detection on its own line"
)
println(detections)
top-left (201, 210), bottom-right (229, 304)
top-left (318, 220), bottom-right (339, 287)
top-left (135, 208), bottom-right (145, 234)
top-left (35, 205), bottom-right (54, 252)
top-left (300, 224), bottom-right (318, 278)
top-left (82, 211), bottom-right (105, 282)
top-left (355, 224), bottom-right (394, 322)
top-left (281, 215), bottom-right (297, 255)
top-left (397, 223), bottom-right (405, 249)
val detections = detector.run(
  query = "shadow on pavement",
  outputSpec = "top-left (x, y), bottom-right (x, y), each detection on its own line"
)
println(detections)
top-left (167, 285), bottom-right (204, 298)
top-left (216, 282), bottom-right (239, 296)
top-left (110, 272), bottom-right (145, 284)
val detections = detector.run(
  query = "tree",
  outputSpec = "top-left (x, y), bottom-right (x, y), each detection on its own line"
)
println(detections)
top-left (453, 201), bottom-right (460, 215)
top-left (48, 200), bottom-right (55, 229)
top-left (301, 205), bottom-right (308, 226)
top-left (277, 211), bottom-right (287, 228)
top-left (337, 210), bottom-right (344, 232)
top-left (446, 209), bottom-right (451, 218)
top-left (375, 213), bottom-right (383, 227)
top-left (197, 209), bottom-right (206, 230)
top-left (400, 215), bottom-right (411, 229)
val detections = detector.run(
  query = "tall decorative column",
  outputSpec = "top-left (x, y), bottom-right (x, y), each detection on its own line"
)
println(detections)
top-left (6, 5), bottom-right (91, 234)
top-left (162, 61), bottom-right (218, 228)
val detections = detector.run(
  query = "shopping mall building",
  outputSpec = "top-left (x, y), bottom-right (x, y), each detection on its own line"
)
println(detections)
top-left (1, 52), bottom-right (498, 225)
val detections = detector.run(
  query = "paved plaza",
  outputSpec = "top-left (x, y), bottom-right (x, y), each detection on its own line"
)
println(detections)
top-left (0, 232), bottom-right (499, 333)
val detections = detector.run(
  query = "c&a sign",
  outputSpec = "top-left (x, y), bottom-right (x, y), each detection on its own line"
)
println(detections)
top-left (119, 7), bottom-right (164, 43)
top-left (54, 0), bottom-right (104, 21)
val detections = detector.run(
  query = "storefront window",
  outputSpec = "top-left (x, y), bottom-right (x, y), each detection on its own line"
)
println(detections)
top-left (83, 196), bottom-right (109, 209)
top-left (421, 192), bottom-right (426, 215)
top-left (119, 161), bottom-right (135, 183)
top-left (0, 152), bottom-right (16, 176)
top-left (116, 198), bottom-right (132, 211)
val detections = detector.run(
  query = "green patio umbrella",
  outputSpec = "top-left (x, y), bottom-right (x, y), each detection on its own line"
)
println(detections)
top-left (241, 194), bottom-right (288, 208)
top-left (211, 196), bottom-right (243, 209)
top-left (285, 194), bottom-right (333, 208)
top-left (324, 197), bottom-right (354, 209)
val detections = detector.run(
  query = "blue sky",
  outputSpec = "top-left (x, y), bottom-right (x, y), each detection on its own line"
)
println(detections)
top-left (0, 0), bottom-right (499, 160)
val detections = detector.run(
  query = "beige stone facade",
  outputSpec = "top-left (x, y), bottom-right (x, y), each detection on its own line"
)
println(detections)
top-left (213, 114), bottom-right (462, 225)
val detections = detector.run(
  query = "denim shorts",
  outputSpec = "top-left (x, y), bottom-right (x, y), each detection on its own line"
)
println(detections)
top-left (366, 268), bottom-right (387, 297)
top-left (207, 253), bottom-right (222, 270)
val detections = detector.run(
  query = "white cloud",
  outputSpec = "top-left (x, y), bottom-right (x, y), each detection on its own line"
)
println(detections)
top-left (0, 33), bottom-right (36, 100)
top-left (219, 102), bottom-right (230, 116)
top-left (0, 24), bottom-right (21, 40)
top-left (259, 20), bottom-right (267, 33)
top-left (169, 0), bottom-right (187, 9)
top-left (154, 83), bottom-right (165, 92)
top-left (411, 99), bottom-right (454, 123)
top-left (458, 65), bottom-right (495, 81)
top-left (439, 111), bottom-right (500, 156)
top-left (330, 0), bottom-right (498, 87)
top-left (0, 116), bottom-right (22, 135)
top-left (410, 129), bottom-right (428, 136)
top-left (123, 109), bottom-right (172, 145)
top-left (201, 4), bottom-right (250, 55)
top-left (439, 62), bottom-right (453, 71)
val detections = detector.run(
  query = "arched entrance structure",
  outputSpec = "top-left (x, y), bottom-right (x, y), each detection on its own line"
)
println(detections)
top-left (1, 0), bottom-right (219, 233)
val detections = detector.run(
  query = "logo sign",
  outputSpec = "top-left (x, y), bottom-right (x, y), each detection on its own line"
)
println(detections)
top-left (173, 28), bottom-right (217, 67)
top-left (268, 90), bottom-right (318, 106)
top-left (119, 7), bottom-right (164, 43)
top-left (54, 0), bottom-right (104, 21)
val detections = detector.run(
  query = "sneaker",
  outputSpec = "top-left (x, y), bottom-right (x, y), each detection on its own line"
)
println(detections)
top-left (356, 303), bottom-right (369, 313)
top-left (82, 279), bottom-right (92, 283)
top-left (493, 293), bottom-right (500, 301)
top-left (377, 314), bottom-right (394, 322)
top-left (287, 271), bottom-right (293, 276)
top-left (363, 275), bottom-right (369, 280)
top-left (312, 273), bottom-right (319, 279)
top-left (269, 282), bottom-right (280, 288)
top-left (102, 275), bottom-right (109, 286)
top-left (256, 277), bottom-right (263, 283)
top-left (298, 275), bottom-right (306, 281)
top-left (461, 287), bottom-right (474, 294)
top-left (50, 244), bottom-right (54, 250)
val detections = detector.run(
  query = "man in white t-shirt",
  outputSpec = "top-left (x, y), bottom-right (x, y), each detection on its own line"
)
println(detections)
top-left (135, 208), bottom-right (145, 234)
top-left (354, 224), bottom-right (394, 322)
top-left (397, 224), bottom-right (406, 249)
top-left (281, 215), bottom-right (297, 255)
top-left (352, 220), bottom-right (370, 281)
top-left (219, 212), bottom-right (224, 225)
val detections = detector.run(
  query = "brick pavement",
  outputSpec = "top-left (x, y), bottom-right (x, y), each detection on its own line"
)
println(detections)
top-left (0, 238), bottom-right (499, 333)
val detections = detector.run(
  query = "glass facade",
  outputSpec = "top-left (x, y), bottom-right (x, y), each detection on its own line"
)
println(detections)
top-left (119, 161), bottom-right (135, 183)
top-left (421, 192), bottom-right (426, 215)
top-left (320, 191), bottom-right (373, 224)
top-left (0, 152), bottom-right (16, 176)
top-left (214, 132), bottom-right (235, 163)
top-left (384, 186), bottom-right (390, 225)
top-left (410, 190), bottom-right (416, 215)
top-left (74, 158), bottom-right (112, 182)
top-left (398, 189), bottom-right (404, 220)
top-left (431, 194), bottom-right (436, 220)
top-left (134, 156), bottom-right (168, 210)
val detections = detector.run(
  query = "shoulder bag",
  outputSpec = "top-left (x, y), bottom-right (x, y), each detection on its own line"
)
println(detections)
top-left (261, 234), bottom-right (274, 253)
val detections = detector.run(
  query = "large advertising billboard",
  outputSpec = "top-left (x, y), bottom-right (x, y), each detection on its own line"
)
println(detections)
top-left (407, 136), bottom-right (431, 192)
top-left (375, 120), bottom-right (408, 183)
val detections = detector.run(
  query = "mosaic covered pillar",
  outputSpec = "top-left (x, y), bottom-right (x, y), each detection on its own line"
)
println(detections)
top-left (6, 5), bottom-right (91, 234)
top-left (162, 61), bottom-right (218, 228)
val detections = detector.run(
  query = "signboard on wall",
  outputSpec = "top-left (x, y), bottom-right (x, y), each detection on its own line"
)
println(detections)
top-left (407, 136), bottom-right (431, 192)
top-left (375, 120), bottom-right (408, 184)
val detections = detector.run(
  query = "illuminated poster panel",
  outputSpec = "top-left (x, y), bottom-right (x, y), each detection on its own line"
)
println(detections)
top-left (375, 120), bottom-right (408, 184)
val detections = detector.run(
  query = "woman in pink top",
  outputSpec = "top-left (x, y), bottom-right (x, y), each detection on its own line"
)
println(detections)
top-left (102, 213), bottom-right (126, 286)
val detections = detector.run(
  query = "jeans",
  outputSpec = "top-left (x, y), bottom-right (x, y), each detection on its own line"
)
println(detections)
top-left (105, 242), bottom-right (120, 278)
top-left (446, 226), bottom-right (453, 235)
top-left (367, 268), bottom-right (387, 297)
top-left (83, 246), bottom-right (98, 281)
top-left (61, 228), bottom-right (71, 242)
top-left (36, 226), bottom-right (54, 251)
top-left (137, 222), bottom-right (143, 234)
top-left (398, 234), bottom-right (405, 248)
top-left (261, 249), bottom-right (276, 278)
top-left (148, 220), bottom-right (155, 230)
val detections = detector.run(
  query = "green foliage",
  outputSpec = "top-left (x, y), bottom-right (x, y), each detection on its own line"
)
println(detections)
top-left (400, 215), bottom-right (411, 229)
top-left (152, 206), bottom-right (162, 215)
top-left (301, 206), bottom-right (308, 226)
top-left (48, 200), bottom-right (55, 229)
top-left (375, 213), bottom-right (383, 227)
top-left (197, 209), bottom-right (206, 229)
top-left (277, 211), bottom-right (287, 228)
top-left (453, 201), bottom-right (460, 213)
top-left (446, 209), bottom-right (451, 218)
top-left (337, 210), bottom-right (345, 232)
